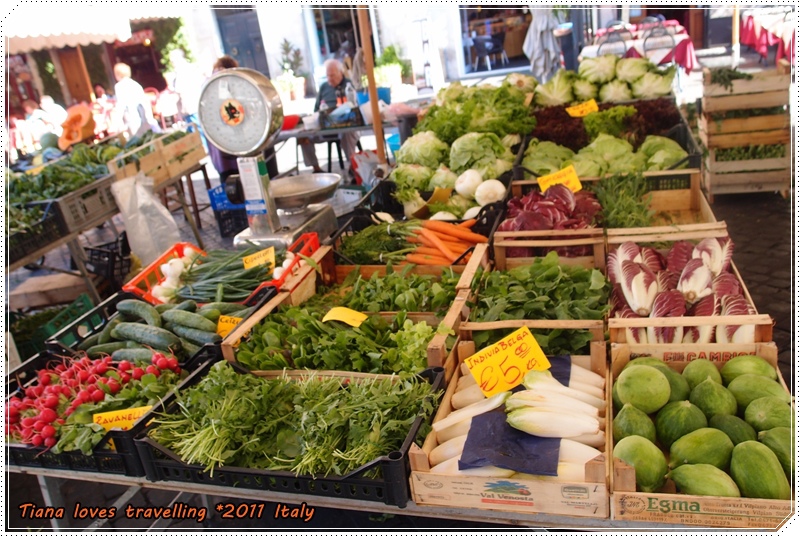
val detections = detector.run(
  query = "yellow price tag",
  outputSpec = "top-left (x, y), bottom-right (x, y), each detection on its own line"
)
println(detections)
top-left (242, 247), bottom-right (275, 270)
top-left (465, 327), bottom-right (551, 397)
top-left (217, 315), bottom-right (245, 338)
top-left (565, 99), bottom-right (599, 118)
top-left (537, 165), bottom-right (582, 193)
top-left (93, 405), bottom-right (152, 432)
top-left (322, 307), bottom-right (368, 328)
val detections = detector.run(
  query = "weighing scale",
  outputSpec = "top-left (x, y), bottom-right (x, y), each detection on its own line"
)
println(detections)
top-left (197, 68), bottom-right (340, 250)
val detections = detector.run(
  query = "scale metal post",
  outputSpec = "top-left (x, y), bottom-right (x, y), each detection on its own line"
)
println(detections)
top-left (197, 68), bottom-right (339, 251)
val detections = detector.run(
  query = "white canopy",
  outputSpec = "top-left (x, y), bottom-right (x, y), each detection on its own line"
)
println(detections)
top-left (5, 6), bottom-right (134, 55)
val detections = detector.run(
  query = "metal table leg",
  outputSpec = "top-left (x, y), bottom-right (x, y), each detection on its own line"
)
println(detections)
top-left (37, 475), bottom-right (66, 531)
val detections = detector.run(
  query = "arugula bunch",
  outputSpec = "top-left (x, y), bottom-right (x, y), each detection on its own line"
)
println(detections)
top-left (469, 251), bottom-right (610, 355)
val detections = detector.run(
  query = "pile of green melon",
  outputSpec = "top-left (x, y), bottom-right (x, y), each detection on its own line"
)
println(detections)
top-left (611, 355), bottom-right (793, 500)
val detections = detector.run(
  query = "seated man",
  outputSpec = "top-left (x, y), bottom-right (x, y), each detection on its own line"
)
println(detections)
top-left (298, 58), bottom-right (360, 174)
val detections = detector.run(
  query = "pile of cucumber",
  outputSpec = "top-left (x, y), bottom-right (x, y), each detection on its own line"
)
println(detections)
top-left (77, 298), bottom-right (254, 362)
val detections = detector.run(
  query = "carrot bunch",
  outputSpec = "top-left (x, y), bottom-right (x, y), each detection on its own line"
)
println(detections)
top-left (406, 220), bottom-right (488, 266)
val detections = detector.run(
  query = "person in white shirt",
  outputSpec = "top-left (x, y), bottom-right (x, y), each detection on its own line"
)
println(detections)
top-left (113, 62), bottom-right (162, 138)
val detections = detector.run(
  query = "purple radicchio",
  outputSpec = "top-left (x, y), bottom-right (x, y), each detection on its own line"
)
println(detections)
top-left (616, 304), bottom-right (649, 344)
top-left (656, 270), bottom-right (678, 292)
top-left (607, 242), bottom-right (641, 285)
top-left (543, 183), bottom-right (576, 214)
top-left (647, 290), bottom-right (687, 344)
top-left (620, 261), bottom-right (659, 316)
top-left (677, 258), bottom-right (714, 305)
top-left (692, 237), bottom-right (734, 277)
top-left (682, 293), bottom-right (720, 344)
top-left (715, 294), bottom-right (757, 344)
top-left (712, 273), bottom-right (742, 297)
top-left (636, 247), bottom-right (666, 273)
top-left (666, 240), bottom-right (695, 275)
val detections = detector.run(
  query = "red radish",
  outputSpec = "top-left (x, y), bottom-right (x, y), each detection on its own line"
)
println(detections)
top-left (43, 395), bottom-right (59, 409)
top-left (93, 362), bottom-right (108, 375)
top-left (119, 372), bottom-right (131, 384)
top-left (31, 434), bottom-right (43, 447)
top-left (145, 365), bottom-right (160, 377)
top-left (38, 408), bottom-right (57, 423)
top-left (118, 360), bottom-right (132, 372)
top-left (131, 367), bottom-right (145, 380)
top-left (107, 379), bottom-right (121, 395)
top-left (38, 373), bottom-right (52, 386)
top-left (91, 390), bottom-right (105, 403)
top-left (44, 436), bottom-right (57, 448)
top-left (155, 357), bottom-right (169, 370)
top-left (40, 425), bottom-right (56, 439)
top-left (21, 417), bottom-right (36, 429)
top-left (77, 370), bottom-right (90, 383)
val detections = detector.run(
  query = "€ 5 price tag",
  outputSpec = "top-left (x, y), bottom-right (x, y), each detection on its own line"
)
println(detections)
top-left (322, 307), bottom-right (368, 327)
top-left (565, 99), bottom-right (599, 118)
top-left (464, 326), bottom-right (551, 397)
top-left (537, 165), bottom-right (582, 193)
top-left (242, 247), bottom-right (276, 270)
top-left (217, 315), bottom-right (245, 338)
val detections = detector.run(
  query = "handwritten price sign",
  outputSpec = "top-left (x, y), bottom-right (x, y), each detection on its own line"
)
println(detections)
top-left (242, 247), bottom-right (275, 270)
top-left (465, 326), bottom-right (551, 397)
top-left (565, 99), bottom-right (599, 118)
top-left (217, 315), bottom-right (245, 338)
top-left (537, 165), bottom-right (582, 193)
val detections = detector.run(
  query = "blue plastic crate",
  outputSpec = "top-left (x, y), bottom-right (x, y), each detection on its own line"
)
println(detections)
top-left (208, 185), bottom-right (245, 212)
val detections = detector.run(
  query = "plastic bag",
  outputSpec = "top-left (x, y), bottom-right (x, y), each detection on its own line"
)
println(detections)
top-left (110, 174), bottom-right (181, 266)
top-left (350, 150), bottom-right (383, 187)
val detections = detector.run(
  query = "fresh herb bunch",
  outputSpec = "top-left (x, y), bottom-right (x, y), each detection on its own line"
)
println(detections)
top-left (709, 105), bottom-right (786, 121)
top-left (6, 205), bottom-right (44, 235)
top-left (589, 172), bottom-right (654, 228)
top-left (338, 221), bottom-right (419, 264)
top-left (583, 105), bottom-right (637, 141)
top-left (709, 68), bottom-right (754, 92)
top-left (716, 144), bottom-right (787, 161)
top-left (176, 247), bottom-right (281, 303)
top-left (469, 251), bottom-right (610, 355)
top-left (237, 307), bottom-right (434, 374)
top-left (148, 360), bottom-right (439, 477)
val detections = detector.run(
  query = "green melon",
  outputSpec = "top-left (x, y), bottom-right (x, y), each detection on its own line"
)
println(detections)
top-left (689, 377), bottom-right (738, 419)
top-left (730, 441), bottom-right (791, 500)
top-left (613, 403), bottom-right (657, 444)
top-left (623, 356), bottom-right (666, 370)
top-left (744, 396), bottom-right (792, 432)
top-left (758, 427), bottom-right (793, 480)
top-left (613, 435), bottom-right (668, 493)
top-left (669, 428), bottom-right (734, 470)
top-left (682, 359), bottom-right (722, 391)
top-left (616, 365), bottom-right (671, 414)
top-left (709, 414), bottom-right (757, 445)
top-left (720, 355), bottom-right (778, 385)
top-left (39, 132), bottom-right (59, 149)
top-left (612, 381), bottom-right (623, 413)
top-left (645, 363), bottom-right (691, 403)
top-left (726, 374), bottom-right (791, 414)
top-left (668, 463), bottom-right (741, 497)
top-left (655, 400), bottom-right (708, 450)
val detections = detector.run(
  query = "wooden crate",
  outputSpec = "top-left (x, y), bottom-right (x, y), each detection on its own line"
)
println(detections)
top-left (700, 62), bottom-right (791, 114)
top-left (609, 342), bottom-right (793, 529)
top-left (607, 223), bottom-right (773, 344)
top-left (409, 338), bottom-right (610, 519)
top-left (159, 130), bottom-right (206, 178)
top-left (107, 137), bottom-right (169, 186)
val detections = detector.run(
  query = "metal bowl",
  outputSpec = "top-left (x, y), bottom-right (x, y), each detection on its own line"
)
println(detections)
top-left (270, 173), bottom-right (341, 209)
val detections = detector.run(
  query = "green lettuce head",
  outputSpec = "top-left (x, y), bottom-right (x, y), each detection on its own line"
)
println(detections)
top-left (395, 131), bottom-right (450, 169)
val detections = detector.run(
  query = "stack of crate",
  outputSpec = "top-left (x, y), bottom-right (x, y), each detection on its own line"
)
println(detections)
top-left (698, 60), bottom-right (791, 201)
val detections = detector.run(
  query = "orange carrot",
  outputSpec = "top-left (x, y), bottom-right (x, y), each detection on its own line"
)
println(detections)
top-left (414, 232), bottom-right (470, 253)
top-left (413, 228), bottom-right (472, 248)
top-left (423, 220), bottom-right (488, 243)
top-left (413, 246), bottom-right (446, 257)
top-left (419, 228), bottom-right (458, 262)
top-left (406, 254), bottom-right (452, 266)
top-left (459, 219), bottom-right (478, 228)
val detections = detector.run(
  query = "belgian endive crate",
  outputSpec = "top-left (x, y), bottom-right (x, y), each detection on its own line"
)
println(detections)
top-left (133, 358), bottom-right (445, 508)
top-left (409, 333), bottom-right (610, 518)
top-left (609, 342), bottom-right (794, 529)
top-left (606, 222), bottom-right (773, 345)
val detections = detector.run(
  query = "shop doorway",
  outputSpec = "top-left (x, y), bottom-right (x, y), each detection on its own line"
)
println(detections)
top-left (216, 9), bottom-right (271, 77)
top-left (460, 6), bottom-right (532, 74)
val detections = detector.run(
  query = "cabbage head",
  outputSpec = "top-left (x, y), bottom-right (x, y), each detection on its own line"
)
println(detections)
top-left (534, 70), bottom-right (575, 107)
top-left (389, 163), bottom-right (434, 192)
top-left (641, 135), bottom-right (688, 170)
top-left (573, 79), bottom-right (598, 102)
top-left (449, 132), bottom-right (507, 175)
top-left (395, 131), bottom-right (450, 168)
top-left (428, 165), bottom-right (458, 189)
top-left (630, 67), bottom-right (676, 99)
top-left (565, 152), bottom-right (608, 178)
top-left (503, 73), bottom-right (538, 93)
top-left (578, 54), bottom-right (618, 84)
top-left (582, 133), bottom-right (634, 163)
top-left (598, 80), bottom-right (633, 103)
top-left (606, 151), bottom-right (648, 175)
top-left (638, 135), bottom-right (685, 158)
top-left (522, 140), bottom-right (574, 177)
top-left (615, 58), bottom-right (652, 83)
top-left (501, 134), bottom-right (522, 148)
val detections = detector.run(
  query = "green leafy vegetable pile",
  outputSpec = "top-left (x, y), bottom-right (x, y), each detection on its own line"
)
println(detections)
top-left (582, 105), bottom-right (637, 141)
top-left (469, 251), bottom-right (610, 355)
top-left (148, 360), bottom-right (440, 477)
top-left (715, 144), bottom-right (786, 161)
top-left (6, 204), bottom-right (44, 235)
top-left (708, 67), bottom-right (753, 92)
top-left (7, 162), bottom-right (105, 205)
top-left (588, 172), bottom-right (655, 228)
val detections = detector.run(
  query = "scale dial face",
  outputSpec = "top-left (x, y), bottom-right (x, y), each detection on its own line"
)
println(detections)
top-left (198, 68), bottom-right (284, 156)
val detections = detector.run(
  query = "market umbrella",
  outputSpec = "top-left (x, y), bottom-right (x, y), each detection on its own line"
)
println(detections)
top-left (523, 7), bottom-right (562, 83)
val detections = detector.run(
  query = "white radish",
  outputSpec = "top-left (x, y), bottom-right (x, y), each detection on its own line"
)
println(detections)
top-left (429, 434), bottom-right (468, 467)
top-left (570, 364), bottom-right (605, 389)
top-left (436, 417), bottom-right (472, 445)
top-left (451, 384), bottom-right (484, 409)
top-left (432, 391), bottom-right (510, 433)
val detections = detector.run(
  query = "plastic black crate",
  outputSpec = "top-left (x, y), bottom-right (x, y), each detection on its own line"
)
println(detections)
top-left (133, 360), bottom-right (444, 507)
top-left (45, 286), bottom-right (278, 372)
top-left (214, 208), bottom-right (249, 238)
top-left (85, 232), bottom-right (132, 292)
top-left (8, 202), bottom-right (64, 265)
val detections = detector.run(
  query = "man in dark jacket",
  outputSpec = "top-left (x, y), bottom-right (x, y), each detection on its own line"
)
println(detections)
top-left (299, 58), bottom-right (360, 173)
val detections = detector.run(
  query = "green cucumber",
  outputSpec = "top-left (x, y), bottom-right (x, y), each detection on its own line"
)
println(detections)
top-left (179, 338), bottom-right (203, 357)
top-left (77, 333), bottom-right (102, 351)
top-left (98, 317), bottom-right (122, 345)
top-left (198, 309), bottom-right (221, 323)
top-left (110, 323), bottom-right (182, 353)
top-left (111, 348), bottom-right (156, 362)
top-left (169, 324), bottom-right (222, 346)
top-left (126, 340), bottom-right (144, 349)
top-left (116, 299), bottom-right (162, 327)
top-left (161, 309), bottom-right (217, 332)
top-left (86, 342), bottom-right (128, 358)
top-left (199, 302), bottom-right (247, 314)
top-left (174, 300), bottom-right (197, 312)
top-left (155, 303), bottom-right (176, 313)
